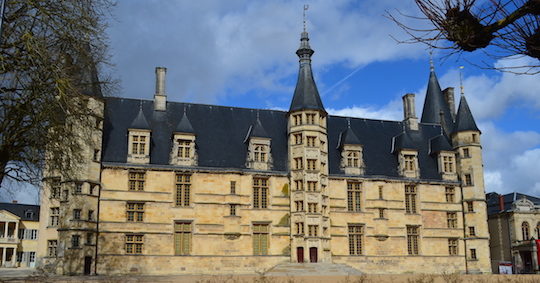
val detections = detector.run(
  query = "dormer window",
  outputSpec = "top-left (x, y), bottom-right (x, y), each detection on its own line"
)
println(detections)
top-left (247, 138), bottom-right (271, 170)
top-left (398, 150), bottom-right (419, 178)
top-left (438, 152), bottom-right (457, 180)
top-left (254, 144), bottom-right (268, 162)
top-left (339, 125), bottom-right (364, 175)
top-left (170, 110), bottom-right (197, 166)
top-left (128, 130), bottom-right (151, 164)
top-left (347, 151), bottom-right (360, 167)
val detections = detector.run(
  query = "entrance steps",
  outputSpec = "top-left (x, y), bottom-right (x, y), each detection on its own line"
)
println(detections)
top-left (264, 262), bottom-right (363, 276)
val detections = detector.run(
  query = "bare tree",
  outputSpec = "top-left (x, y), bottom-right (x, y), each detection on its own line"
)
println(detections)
top-left (0, 0), bottom-right (114, 189)
top-left (389, 0), bottom-right (540, 74)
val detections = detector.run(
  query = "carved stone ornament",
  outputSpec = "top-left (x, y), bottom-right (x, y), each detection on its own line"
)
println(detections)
top-left (224, 233), bottom-right (241, 240)
top-left (374, 234), bottom-right (389, 241)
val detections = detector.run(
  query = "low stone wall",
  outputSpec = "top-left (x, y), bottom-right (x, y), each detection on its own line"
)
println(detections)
top-left (333, 255), bottom-right (469, 274)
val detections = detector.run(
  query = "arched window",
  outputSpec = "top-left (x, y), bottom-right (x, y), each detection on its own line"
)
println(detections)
top-left (522, 222), bottom-right (530, 240)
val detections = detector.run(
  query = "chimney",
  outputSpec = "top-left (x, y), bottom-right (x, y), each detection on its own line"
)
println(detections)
top-left (154, 67), bottom-right (167, 111)
top-left (499, 194), bottom-right (505, 211)
top-left (12, 200), bottom-right (18, 204)
top-left (402, 93), bottom-right (418, 130)
top-left (443, 87), bottom-right (456, 120)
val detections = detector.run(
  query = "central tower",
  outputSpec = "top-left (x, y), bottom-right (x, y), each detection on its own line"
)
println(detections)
top-left (288, 28), bottom-right (330, 263)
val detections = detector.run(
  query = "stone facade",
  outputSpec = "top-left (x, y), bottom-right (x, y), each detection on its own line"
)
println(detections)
top-left (37, 29), bottom-right (492, 275)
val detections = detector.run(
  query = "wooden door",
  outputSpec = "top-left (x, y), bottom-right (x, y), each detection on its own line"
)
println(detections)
top-left (297, 247), bottom-right (304, 263)
top-left (309, 247), bottom-right (318, 263)
top-left (84, 256), bottom-right (92, 275)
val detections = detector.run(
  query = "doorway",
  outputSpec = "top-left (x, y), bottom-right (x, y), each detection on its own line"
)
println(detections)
top-left (309, 247), bottom-right (318, 263)
top-left (84, 256), bottom-right (92, 275)
top-left (297, 247), bottom-right (304, 263)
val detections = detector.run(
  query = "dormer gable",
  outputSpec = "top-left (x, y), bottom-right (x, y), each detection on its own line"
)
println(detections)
top-left (392, 132), bottom-right (419, 179)
top-left (127, 105), bottom-right (151, 164)
top-left (170, 111), bottom-right (197, 166)
top-left (429, 134), bottom-right (457, 181)
top-left (337, 124), bottom-right (364, 175)
top-left (245, 116), bottom-right (272, 171)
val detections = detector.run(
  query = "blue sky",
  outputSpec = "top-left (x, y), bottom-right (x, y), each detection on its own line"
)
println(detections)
top-left (2, 0), bottom-right (540, 204)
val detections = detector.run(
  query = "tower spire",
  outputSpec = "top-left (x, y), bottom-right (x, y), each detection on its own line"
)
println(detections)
top-left (289, 6), bottom-right (325, 114)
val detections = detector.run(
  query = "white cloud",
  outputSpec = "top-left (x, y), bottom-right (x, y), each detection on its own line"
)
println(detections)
top-left (107, 0), bottom-right (425, 103)
top-left (327, 99), bottom-right (402, 121)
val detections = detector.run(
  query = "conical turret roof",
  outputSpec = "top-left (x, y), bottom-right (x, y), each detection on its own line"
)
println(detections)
top-left (420, 68), bottom-right (454, 132)
top-left (175, 110), bottom-right (194, 133)
top-left (289, 31), bottom-right (326, 114)
top-left (130, 104), bottom-right (150, 129)
top-left (453, 95), bottom-right (480, 133)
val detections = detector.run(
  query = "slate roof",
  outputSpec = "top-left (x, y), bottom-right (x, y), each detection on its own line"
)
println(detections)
top-left (338, 126), bottom-right (361, 148)
top-left (453, 95), bottom-right (480, 133)
top-left (102, 98), bottom-right (451, 181)
top-left (486, 192), bottom-right (540, 215)
top-left (130, 106), bottom-right (150, 129)
top-left (420, 70), bottom-right (454, 133)
top-left (429, 134), bottom-right (453, 154)
top-left (175, 110), bottom-right (194, 133)
top-left (289, 32), bottom-right (326, 114)
top-left (0, 203), bottom-right (40, 221)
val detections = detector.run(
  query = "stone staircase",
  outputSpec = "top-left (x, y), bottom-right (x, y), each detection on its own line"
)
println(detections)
top-left (264, 262), bottom-right (363, 276)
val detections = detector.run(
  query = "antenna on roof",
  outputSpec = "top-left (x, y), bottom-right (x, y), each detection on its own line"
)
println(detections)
top-left (459, 66), bottom-right (465, 96)
top-left (303, 4), bottom-right (309, 32)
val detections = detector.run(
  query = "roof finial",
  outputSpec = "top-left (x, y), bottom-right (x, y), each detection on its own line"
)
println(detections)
top-left (256, 109), bottom-right (260, 120)
top-left (459, 66), bottom-right (465, 96)
top-left (139, 100), bottom-right (143, 111)
top-left (429, 49), bottom-right (434, 72)
top-left (303, 4), bottom-right (309, 32)
top-left (347, 117), bottom-right (351, 128)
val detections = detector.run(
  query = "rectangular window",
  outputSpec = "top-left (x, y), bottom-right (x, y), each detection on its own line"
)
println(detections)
top-left (445, 187), bottom-right (455, 203)
top-left (306, 159), bottom-right (317, 171)
top-left (177, 140), bottom-right (191, 158)
top-left (448, 239), bottom-right (458, 255)
top-left (30, 230), bottom-right (38, 240)
top-left (447, 212), bottom-right (457, 228)
top-left (308, 203), bottom-right (317, 213)
top-left (293, 114), bottom-right (302, 126)
top-left (253, 178), bottom-right (268, 209)
top-left (48, 240), bottom-right (57, 257)
top-left (50, 178), bottom-right (61, 199)
top-left (75, 183), bottom-right (82, 194)
top-left (86, 233), bottom-right (93, 245)
top-left (295, 201), bottom-right (304, 212)
top-left (62, 189), bottom-right (69, 201)
top-left (88, 210), bottom-right (94, 221)
top-left (467, 201), bottom-right (474, 212)
top-left (126, 202), bottom-right (144, 222)
top-left (306, 113), bottom-right (317, 124)
top-left (294, 158), bottom-right (303, 170)
top-left (347, 182), bottom-right (362, 212)
top-left (407, 226), bottom-right (419, 255)
top-left (463, 148), bottom-right (470, 158)
top-left (230, 181), bottom-right (236, 195)
top-left (175, 174), bottom-right (191, 206)
top-left (18, 229), bottom-right (25, 240)
top-left (443, 156), bottom-right (454, 173)
top-left (306, 136), bottom-right (316, 147)
top-left (296, 222), bottom-right (304, 234)
top-left (174, 222), bottom-right (192, 255)
top-left (50, 207), bottom-right (59, 227)
top-left (128, 171), bottom-right (145, 191)
top-left (253, 144), bottom-right (267, 162)
top-left (125, 234), bottom-right (143, 254)
top-left (72, 235), bottom-right (80, 248)
top-left (347, 151), bottom-right (360, 167)
top-left (308, 225), bottom-right (318, 237)
top-left (348, 224), bottom-right (364, 255)
top-left (405, 185), bottom-right (417, 214)
top-left (29, 252), bottom-right (35, 263)
top-left (73, 209), bottom-right (81, 220)
top-left (295, 180), bottom-right (303, 191)
top-left (229, 204), bottom-right (237, 216)
top-left (307, 181), bottom-right (317, 192)
top-left (294, 133), bottom-right (302, 145)
top-left (470, 248), bottom-right (477, 260)
top-left (464, 174), bottom-right (473, 186)
top-left (131, 135), bottom-right (147, 155)
top-left (469, 226), bottom-right (476, 236)
top-left (378, 186), bottom-right (384, 199)
top-left (404, 155), bottom-right (416, 171)
top-left (378, 208), bottom-right (385, 219)
top-left (253, 224), bottom-right (269, 255)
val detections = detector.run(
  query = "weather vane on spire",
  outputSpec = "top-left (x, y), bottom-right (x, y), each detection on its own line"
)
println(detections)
top-left (459, 66), bottom-right (465, 96)
top-left (303, 4), bottom-right (309, 32)
top-left (429, 49), bottom-right (434, 72)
